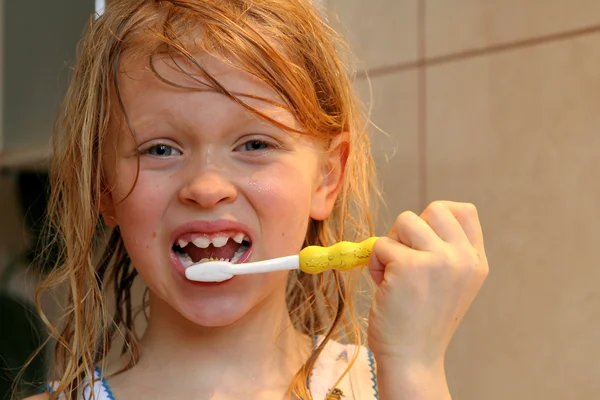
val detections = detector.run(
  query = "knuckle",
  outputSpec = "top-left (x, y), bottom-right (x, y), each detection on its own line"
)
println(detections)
top-left (395, 210), bottom-right (416, 225)
top-left (461, 248), bottom-right (482, 276)
top-left (433, 249), bottom-right (454, 270)
top-left (406, 251), bottom-right (423, 268)
top-left (463, 202), bottom-right (478, 216)
top-left (427, 201), bottom-right (446, 214)
top-left (480, 265), bottom-right (490, 279)
top-left (431, 245), bottom-right (488, 280)
top-left (476, 250), bottom-right (490, 278)
top-left (438, 247), bottom-right (480, 275)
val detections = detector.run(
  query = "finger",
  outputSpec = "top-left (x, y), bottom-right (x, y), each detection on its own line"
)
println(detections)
top-left (368, 237), bottom-right (416, 286)
top-left (434, 201), bottom-right (485, 249)
top-left (420, 201), bottom-right (470, 246)
top-left (390, 211), bottom-right (442, 252)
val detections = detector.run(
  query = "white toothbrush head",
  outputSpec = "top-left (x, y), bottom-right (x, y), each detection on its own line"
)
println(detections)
top-left (185, 261), bottom-right (234, 282)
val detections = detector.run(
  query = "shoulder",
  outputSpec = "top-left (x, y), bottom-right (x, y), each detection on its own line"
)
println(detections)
top-left (38, 367), bottom-right (111, 400)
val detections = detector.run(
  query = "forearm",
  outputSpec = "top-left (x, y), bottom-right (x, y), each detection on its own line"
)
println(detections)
top-left (376, 358), bottom-right (452, 400)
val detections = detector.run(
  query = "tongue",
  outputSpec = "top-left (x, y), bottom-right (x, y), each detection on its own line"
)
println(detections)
top-left (185, 241), bottom-right (240, 262)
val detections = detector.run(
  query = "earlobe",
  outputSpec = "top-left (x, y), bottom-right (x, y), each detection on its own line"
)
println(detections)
top-left (102, 213), bottom-right (119, 228)
top-left (99, 192), bottom-right (118, 227)
top-left (310, 132), bottom-right (350, 221)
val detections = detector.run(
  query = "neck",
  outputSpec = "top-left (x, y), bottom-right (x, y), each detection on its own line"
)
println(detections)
top-left (131, 288), bottom-right (312, 394)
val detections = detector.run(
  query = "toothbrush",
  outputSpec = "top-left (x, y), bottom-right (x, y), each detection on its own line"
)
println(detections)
top-left (185, 237), bottom-right (378, 282)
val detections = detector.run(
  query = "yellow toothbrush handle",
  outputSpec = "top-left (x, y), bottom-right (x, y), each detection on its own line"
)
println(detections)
top-left (299, 237), bottom-right (378, 274)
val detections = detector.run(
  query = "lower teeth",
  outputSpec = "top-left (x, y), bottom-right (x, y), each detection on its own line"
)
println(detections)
top-left (231, 244), bottom-right (248, 263)
top-left (179, 252), bottom-right (194, 268)
top-left (199, 257), bottom-right (227, 263)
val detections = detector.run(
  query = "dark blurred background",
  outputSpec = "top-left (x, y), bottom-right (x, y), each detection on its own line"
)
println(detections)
top-left (0, 1), bottom-right (95, 398)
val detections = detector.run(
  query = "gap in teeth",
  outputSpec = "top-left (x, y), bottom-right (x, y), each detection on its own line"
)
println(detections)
top-left (176, 233), bottom-right (251, 266)
top-left (182, 233), bottom-right (250, 249)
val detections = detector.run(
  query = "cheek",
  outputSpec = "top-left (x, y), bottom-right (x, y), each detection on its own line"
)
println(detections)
top-left (247, 165), bottom-right (314, 210)
top-left (113, 174), bottom-right (174, 260)
top-left (112, 170), bottom-right (173, 228)
top-left (245, 163), bottom-right (317, 239)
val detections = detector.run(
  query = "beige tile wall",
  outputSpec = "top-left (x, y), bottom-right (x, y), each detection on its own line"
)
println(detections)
top-left (328, 0), bottom-right (418, 70)
top-left (429, 34), bottom-right (600, 400)
top-left (354, 72), bottom-right (420, 233)
top-left (332, 0), bottom-right (600, 398)
top-left (426, 0), bottom-right (600, 57)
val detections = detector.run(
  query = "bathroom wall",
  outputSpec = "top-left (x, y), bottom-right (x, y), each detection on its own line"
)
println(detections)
top-left (326, 0), bottom-right (600, 399)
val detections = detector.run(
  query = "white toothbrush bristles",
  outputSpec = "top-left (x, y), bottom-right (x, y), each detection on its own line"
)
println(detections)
top-left (185, 255), bottom-right (300, 282)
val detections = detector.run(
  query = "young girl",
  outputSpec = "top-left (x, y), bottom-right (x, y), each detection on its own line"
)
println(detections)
top-left (23, 0), bottom-right (489, 399)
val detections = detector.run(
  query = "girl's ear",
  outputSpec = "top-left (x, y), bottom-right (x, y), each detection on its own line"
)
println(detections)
top-left (99, 189), bottom-right (118, 227)
top-left (310, 132), bottom-right (350, 221)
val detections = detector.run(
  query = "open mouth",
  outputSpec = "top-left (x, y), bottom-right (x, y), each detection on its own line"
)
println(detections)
top-left (172, 231), bottom-right (252, 268)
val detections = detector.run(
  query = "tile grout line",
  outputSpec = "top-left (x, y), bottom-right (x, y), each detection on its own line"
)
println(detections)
top-left (355, 60), bottom-right (419, 80)
top-left (356, 23), bottom-right (600, 80)
top-left (417, 0), bottom-right (427, 211)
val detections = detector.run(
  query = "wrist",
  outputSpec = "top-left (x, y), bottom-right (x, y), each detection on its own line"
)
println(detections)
top-left (375, 356), bottom-right (451, 400)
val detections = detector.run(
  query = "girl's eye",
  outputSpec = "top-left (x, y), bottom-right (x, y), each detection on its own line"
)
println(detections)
top-left (144, 144), bottom-right (182, 157)
top-left (238, 140), bottom-right (272, 152)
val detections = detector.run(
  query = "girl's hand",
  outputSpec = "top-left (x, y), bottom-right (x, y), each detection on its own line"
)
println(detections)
top-left (367, 201), bottom-right (489, 396)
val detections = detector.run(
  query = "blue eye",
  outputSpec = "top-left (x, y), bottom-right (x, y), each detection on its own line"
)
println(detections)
top-left (241, 140), bottom-right (270, 151)
top-left (145, 144), bottom-right (181, 157)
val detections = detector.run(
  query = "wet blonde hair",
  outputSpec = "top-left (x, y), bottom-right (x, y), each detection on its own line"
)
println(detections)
top-left (31, 0), bottom-right (377, 399)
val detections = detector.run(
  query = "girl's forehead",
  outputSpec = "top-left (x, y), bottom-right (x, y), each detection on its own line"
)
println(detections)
top-left (120, 52), bottom-right (282, 102)
top-left (115, 51), bottom-right (299, 132)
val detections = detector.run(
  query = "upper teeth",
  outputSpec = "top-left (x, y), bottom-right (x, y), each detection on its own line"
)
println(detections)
top-left (211, 236), bottom-right (228, 248)
top-left (232, 233), bottom-right (244, 244)
top-left (192, 236), bottom-right (211, 248)
top-left (179, 232), bottom-right (250, 249)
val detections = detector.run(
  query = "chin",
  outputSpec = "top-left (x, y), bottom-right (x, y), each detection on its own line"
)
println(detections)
top-left (181, 280), bottom-right (283, 326)
top-left (180, 299), bottom-right (255, 327)
top-left (147, 271), bottom-right (288, 329)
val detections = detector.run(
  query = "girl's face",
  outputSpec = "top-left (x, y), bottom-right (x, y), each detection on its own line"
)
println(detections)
top-left (101, 54), bottom-right (343, 327)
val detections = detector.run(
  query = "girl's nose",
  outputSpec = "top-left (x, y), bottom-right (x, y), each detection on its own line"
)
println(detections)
top-left (178, 170), bottom-right (238, 209)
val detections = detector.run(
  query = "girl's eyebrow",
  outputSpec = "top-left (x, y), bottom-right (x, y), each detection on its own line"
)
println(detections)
top-left (129, 115), bottom-right (175, 132)
top-left (129, 107), bottom-right (285, 138)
